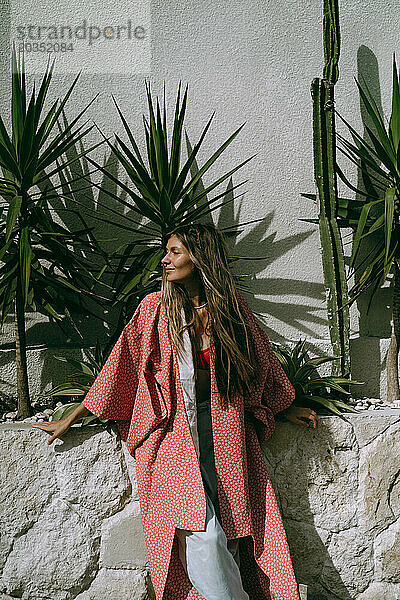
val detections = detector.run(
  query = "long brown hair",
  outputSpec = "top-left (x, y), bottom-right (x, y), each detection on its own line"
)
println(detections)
top-left (161, 223), bottom-right (260, 407)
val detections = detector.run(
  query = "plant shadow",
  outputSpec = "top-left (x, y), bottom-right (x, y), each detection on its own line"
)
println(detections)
top-left (184, 133), bottom-right (328, 351)
top-left (345, 45), bottom-right (394, 398)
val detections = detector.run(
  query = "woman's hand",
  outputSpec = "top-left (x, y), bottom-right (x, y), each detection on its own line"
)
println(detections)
top-left (282, 405), bottom-right (318, 429)
top-left (31, 417), bottom-right (73, 445)
top-left (31, 401), bottom-right (92, 445)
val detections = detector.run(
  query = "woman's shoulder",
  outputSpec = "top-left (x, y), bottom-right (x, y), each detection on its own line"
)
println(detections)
top-left (125, 291), bottom-right (162, 332)
top-left (136, 291), bottom-right (162, 316)
top-left (140, 290), bottom-right (162, 307)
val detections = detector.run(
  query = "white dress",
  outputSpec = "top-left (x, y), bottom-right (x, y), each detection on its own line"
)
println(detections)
top-left (174, 318), bottom-right (250, 600)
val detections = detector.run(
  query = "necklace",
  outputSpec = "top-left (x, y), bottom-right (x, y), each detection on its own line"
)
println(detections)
top-left (194, 302), bottom-right (208, 309)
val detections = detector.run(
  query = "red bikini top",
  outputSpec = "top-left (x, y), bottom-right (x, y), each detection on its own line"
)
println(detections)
top-left (196, 347), bottom-right (210, 369)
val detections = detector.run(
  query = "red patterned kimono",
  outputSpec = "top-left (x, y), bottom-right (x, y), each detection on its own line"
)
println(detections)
top-left (83, 291), bottom-right (300, 600)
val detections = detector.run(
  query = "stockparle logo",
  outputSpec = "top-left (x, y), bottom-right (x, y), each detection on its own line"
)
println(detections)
top-left (10, 1), bottom-right (151, 74)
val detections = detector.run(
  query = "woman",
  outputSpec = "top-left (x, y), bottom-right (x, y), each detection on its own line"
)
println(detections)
top-left (33, 223), bottom-right (318, 600)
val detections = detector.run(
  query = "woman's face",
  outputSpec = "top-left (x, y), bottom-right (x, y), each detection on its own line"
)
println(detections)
top-left (161, 234), bottom-right (195, 283)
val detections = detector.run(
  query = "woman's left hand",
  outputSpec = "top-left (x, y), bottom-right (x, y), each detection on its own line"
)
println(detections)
top-left (282, 405), bottom-right (318, 429)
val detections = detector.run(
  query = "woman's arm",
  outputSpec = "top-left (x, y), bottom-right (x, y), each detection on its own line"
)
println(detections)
top-left (32, 292), bottom-right (157, 445)
top-left (236, 292), bottom-right (318, 433)
top-left (31, 402), bottom-right (93, 445)
top-left (66, 402), bottom-right (92, 425)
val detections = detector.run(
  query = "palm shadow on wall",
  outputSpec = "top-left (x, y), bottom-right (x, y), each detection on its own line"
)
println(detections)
top-left (185, 134), bottom-right (327, 346)
top-left (33, 137), bottom-right (152, 395)
top-left (346, 46), bottom-right (393, 398)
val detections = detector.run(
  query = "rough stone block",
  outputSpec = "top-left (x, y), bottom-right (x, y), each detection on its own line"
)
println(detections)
top-left (74, 567), bottom-right (149, 600)
top-left (375, 519), bottom-right (400, 583)
top-left (321, 527), bottom-right (374, 595)
top-left (100, 501), bottom-right (148, 568)
top-left (0, 424), bottom-right (58, 572)
top-left (357, 581), bottom-right (400, 599)
top-left (75, 569), bottom-right (148, 600)
top-left (284, 519), bottom-right (331, 581)
top-left (264, 416), bottom-right (358, 532)
top-left (55, 424), bottom-right (132, 519)
top-left (347, 412), bottom-right (400, 448)
top-left (1, 497), bottom-right (97, 600)
top-left (358, 421), bottom-right (400, 535)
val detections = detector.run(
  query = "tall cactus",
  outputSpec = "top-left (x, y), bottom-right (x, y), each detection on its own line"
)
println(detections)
top-left (311, 0), bottom-right (350, 377)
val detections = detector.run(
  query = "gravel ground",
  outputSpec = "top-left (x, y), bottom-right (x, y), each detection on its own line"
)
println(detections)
top-left (347, 396), bottom-right (400, 411)
top-left (1, 398), bottom-right (80, 423)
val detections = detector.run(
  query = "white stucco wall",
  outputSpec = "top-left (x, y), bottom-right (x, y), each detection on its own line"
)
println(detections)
top-left (0, 0), bottom-right (400, 396)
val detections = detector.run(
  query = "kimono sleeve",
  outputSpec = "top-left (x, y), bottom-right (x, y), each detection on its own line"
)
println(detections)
top-left (82, 303), bottom-right (144, 422)
top-left (237, 293), bottom-right (295, 439)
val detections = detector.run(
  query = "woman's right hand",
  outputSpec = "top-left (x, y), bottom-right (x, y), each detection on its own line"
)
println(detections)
top-left (31, 402), bottom-right (92, 445)
top-left (31, 417), bottom-right (73, 445)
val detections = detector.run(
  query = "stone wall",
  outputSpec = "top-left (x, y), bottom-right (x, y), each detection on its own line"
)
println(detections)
top-left (263, 409), bottom-right (400, 600)
top-left (1, 410), bottom-right (399, 600)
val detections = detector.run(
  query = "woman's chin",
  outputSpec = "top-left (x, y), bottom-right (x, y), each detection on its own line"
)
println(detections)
top-left (164, 271), bottom-right (195, 284)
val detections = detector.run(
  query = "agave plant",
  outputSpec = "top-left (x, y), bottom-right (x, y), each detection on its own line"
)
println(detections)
top-left (271, 339), bottom-right (363, 416)
top-left (333, 54), bottom-right (400, 401)
top-left (0, 45), bottom-right (105, 418)
top-left (84, 81), bottom-right (255, 307)
top-left (41, 340), bottom-right (109, 426)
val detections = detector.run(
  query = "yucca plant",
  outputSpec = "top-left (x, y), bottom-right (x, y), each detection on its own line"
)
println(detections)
top-left (0, 45), bottom-right (104, 418)
top-left (272, 339), bottom-right (362, 416)
top-left (40, 340), bottom-right (109, 426)
top-left (333, 54), bottom-right (400, 401)
top-left (85, 81), bottom-right (255, 309)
